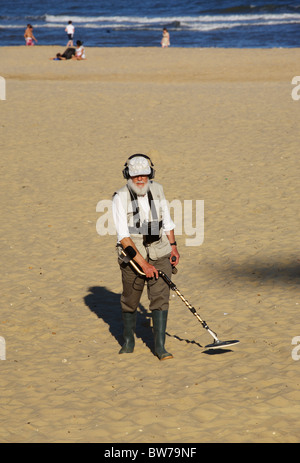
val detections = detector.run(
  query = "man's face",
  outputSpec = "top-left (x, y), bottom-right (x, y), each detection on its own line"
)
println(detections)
top-left (130, 175), bottom-right (149, 189)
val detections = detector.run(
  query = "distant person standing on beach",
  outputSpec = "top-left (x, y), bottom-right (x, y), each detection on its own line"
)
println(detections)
top-left (161, 28), bottom-right (170, 48)
top-left (65, 21), bottom-right (75, 47)
top-left (24, 24), bottom-right (38, 46)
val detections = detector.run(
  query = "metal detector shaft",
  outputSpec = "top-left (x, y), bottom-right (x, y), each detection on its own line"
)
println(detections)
top-left (157, 270), bottom-right (219, 343)
top-left (120, 248), bottom-right (220, 343)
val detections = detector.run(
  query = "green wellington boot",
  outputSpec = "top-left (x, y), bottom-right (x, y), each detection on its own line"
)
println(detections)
top-left (119, 311), bottom-right (137, 354)
top-left (152, 310), bottom-right (173, 360)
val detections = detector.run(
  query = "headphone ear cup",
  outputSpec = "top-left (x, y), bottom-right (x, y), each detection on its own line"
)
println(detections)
top-left (149, 168), bottom-right (155, 179)
top-left (122, 166), bottom-right (129, 179)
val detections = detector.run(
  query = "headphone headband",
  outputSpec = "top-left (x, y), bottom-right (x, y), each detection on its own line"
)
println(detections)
top-left (125, 153), bottom-right (154, 167)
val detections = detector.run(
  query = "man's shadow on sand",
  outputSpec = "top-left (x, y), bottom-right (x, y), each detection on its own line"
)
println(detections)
top-left (84, 259), bottom-right (300, 356)
top-left (83, 285), bottom-right (206, 353)
top-left (83, 286), bottom-right (154, 352)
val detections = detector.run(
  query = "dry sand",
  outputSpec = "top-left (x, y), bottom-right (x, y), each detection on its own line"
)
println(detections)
top-left (1, 45), bottom-right (300, 443)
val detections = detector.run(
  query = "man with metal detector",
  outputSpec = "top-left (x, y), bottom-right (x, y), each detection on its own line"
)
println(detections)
top-left (112, 154), bottom-right (180, 360)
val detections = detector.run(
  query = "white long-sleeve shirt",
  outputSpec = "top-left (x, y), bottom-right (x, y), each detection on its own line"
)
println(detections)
top-left (112, 187), bottom-right (175, 243)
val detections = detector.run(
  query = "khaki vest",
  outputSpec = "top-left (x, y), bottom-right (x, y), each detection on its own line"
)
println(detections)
top-left (115, 181), bottom-right (171, 260)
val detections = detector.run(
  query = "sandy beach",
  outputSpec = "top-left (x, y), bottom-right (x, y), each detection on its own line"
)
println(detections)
top-left (1, 45), bottom-right (300, 443)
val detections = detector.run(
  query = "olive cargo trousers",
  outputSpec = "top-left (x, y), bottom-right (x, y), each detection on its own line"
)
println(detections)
top-left (119, 254), bottom-right (172, 313)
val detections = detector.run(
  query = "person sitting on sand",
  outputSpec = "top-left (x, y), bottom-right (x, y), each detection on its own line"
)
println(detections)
top-left (49, 53), bottom-right (66, 61)
top-left (71, 40), bottom-right (86, 60)
top-left (49, 48), bottom-right (76, 60)
top-left (24, 24), bottom-right (38, 46)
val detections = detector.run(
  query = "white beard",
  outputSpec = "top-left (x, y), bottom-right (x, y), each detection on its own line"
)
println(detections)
top-left (127, 178), bottom-right (150, 196)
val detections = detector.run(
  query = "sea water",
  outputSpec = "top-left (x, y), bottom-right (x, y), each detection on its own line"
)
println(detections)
top-left (1, 0), bottom-right (300, 48)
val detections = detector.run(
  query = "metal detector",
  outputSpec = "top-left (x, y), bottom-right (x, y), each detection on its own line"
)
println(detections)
top-left (120, 247), bottom-right (239, 351)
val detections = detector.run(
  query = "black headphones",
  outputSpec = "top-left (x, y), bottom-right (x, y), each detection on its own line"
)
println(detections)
top-left (122, 153), bottom-right (155, 180)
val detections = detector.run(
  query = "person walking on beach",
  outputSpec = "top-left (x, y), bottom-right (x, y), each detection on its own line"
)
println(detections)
top-left (24, 24), bottom-right (38, 46)
top-left (65, 20), bottom-right (75, 47)
top-left (112, 154), bottom-right (180, 360)
top-left (161, 28), bottom-right (170, 48)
